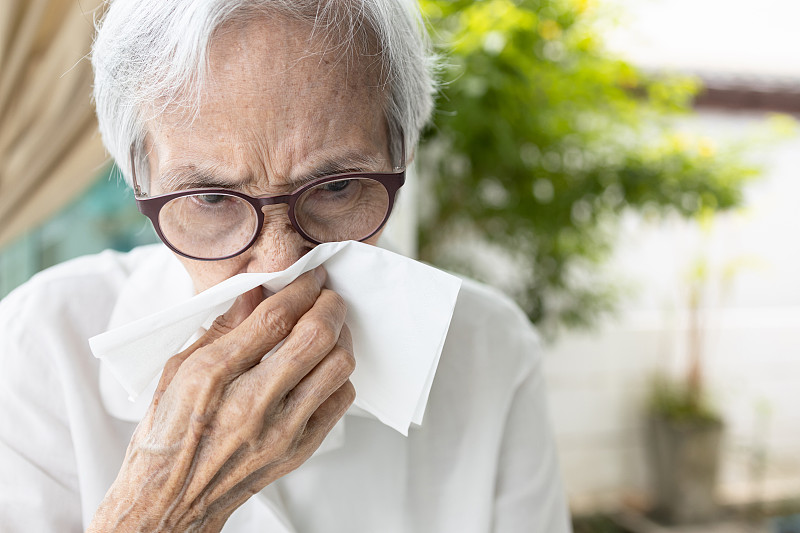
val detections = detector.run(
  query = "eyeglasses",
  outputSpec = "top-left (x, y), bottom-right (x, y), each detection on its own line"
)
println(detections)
top-left (130, 147), bottom-right (405, 261)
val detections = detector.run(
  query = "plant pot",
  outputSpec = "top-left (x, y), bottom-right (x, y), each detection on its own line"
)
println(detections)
top-left (646, 413), bottom-right (724, 524)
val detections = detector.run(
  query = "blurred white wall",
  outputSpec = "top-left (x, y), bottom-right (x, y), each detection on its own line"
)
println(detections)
top-left (605, 0), bottom-right (800, 78)
top-left (545, 110), bottom-right (800, 512)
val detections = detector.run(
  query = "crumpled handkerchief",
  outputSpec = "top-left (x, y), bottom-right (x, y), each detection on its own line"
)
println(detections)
top-left (89, 241), bottom-right (461, 436)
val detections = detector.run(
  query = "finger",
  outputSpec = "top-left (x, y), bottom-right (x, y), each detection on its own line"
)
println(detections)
top-left (169, 331), bottom-right (352, 515)
top-left (197, 267), bottom-right (328, 377)
top-left (270, 380), bottom-right (355, 478)
top-left (203, 286), bottom-right (265, 343)
top-left (149, 268), bottom-right (326, 424)
top-left (218, 379), bottom-right (355, 508)
top-left (243, 289), bottom-right (348, 401)
top-left (152, 286), bottom-right (265, 404)
top-left (183, 367), bottom-right (352, 510)
top-left (295, 380), bottom-right (355, 455)
top-left (179, 303), bottom-right (347, 504)
top-left (281, 324), bottom-right (353, 415)
top-left (281, 337), bottom-right (355, 428)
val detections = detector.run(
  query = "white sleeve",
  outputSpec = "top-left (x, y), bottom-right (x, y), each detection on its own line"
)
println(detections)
top-left (0, 297), bottom-right (82, 533)
top-left (491, 334), bottom-right (572, 533)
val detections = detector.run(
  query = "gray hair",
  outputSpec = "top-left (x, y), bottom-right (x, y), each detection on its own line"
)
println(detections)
top-left (91, 0), bottom-right (437, 186)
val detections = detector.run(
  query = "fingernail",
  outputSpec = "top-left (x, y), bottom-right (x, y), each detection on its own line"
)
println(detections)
top-left (315, 265), bottom-right (327, 285)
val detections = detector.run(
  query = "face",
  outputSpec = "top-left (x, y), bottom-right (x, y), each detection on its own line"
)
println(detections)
top-left (144, 16), bottom-right (392, 293)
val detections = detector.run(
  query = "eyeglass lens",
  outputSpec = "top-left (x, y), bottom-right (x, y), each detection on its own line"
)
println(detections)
top-left (157, 177), bottom-right (390, 260)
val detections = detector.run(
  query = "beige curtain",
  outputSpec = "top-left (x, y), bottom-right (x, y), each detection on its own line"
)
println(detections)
top-left (0, 0), bottom-right (107, 248)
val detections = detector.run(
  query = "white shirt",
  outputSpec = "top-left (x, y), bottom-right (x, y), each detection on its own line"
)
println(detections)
top-left (0, 244), bottom-right (571, 533)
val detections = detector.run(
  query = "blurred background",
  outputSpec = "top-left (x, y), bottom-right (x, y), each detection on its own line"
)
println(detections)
top-left (1, 0), bottom-right (798, 531)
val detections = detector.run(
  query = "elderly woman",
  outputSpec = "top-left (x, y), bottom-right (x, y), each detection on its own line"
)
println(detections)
top-left (0, 0), bottom-right (571, 531)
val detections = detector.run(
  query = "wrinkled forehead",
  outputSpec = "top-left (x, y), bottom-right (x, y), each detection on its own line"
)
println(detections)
top-left (205, 13), bottom-right (385, 103)
top-left (141, 14), bottom-right (392, 192)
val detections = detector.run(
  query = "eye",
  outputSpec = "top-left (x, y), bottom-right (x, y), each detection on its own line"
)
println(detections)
top-left (196, 194), bottom-right (227, 205)
top-left (320, 179), bottom-right (351, 192)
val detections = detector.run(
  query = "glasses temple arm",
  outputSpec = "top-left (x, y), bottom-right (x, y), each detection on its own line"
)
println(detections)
top-left (129, 146), bottom-right (146, 197)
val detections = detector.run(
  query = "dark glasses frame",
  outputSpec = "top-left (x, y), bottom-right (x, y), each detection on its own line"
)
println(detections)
top-left (130, 147), bottom-right (406, 261)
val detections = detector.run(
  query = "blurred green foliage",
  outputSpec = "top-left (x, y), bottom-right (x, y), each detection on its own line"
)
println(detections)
top-left (417, 0), bottom-right (759, 332)
top-left (572, 514), bottom-right (629, 533)
top-left (647, 374), bottom-right (721, 425)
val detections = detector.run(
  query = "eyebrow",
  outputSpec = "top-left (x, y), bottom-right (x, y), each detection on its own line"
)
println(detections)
top-left (157, 152), bottom-right (389, 194)
top-left (302, 153), bottom-right (389, 181)
top-left (158, 166), bottom-right (247, 193)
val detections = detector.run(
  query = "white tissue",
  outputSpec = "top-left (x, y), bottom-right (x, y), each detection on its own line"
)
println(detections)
top-left (89, 241), bottom-right (461, 436)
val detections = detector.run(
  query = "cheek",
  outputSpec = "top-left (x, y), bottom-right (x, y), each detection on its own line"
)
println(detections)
top-left (177, 254), bottom-right (249, 293)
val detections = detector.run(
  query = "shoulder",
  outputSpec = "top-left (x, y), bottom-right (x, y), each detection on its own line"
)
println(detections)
top-left (444, 275), bottom-right (542, 384)
top-left (0, 245), bottom-right (175, 428)
top-left (417, 274), bottom-right (546, 451)
top-left (453, 277), bottom-right (534, 330)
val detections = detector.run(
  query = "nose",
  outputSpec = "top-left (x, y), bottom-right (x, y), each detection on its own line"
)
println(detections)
top-left (244, 204), bottom-right (314, 273)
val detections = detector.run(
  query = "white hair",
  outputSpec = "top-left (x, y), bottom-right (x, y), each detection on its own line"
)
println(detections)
top-left (91, 0), bottom-right (437, 186)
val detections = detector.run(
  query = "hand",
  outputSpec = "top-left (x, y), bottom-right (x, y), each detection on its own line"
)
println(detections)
top-left (88, 266), bottom-right (355, 532)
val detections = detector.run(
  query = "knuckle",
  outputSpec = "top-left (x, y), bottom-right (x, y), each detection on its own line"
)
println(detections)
top-left (296, 316), bottom-right (337, 350)
top-left (258, 305), bottom-right (295, 339)
top-left (180, 367), bottom-right (212, 395)
top-left (177, 352), bottom-right (222, 393)
top-left (265, 424), bottom-right (298, 459)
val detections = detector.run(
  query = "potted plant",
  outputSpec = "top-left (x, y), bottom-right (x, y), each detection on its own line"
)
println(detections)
top-left (645, 249), bottom-right (725, 524)
top-left (646, 380), bottom-right (724, 524)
